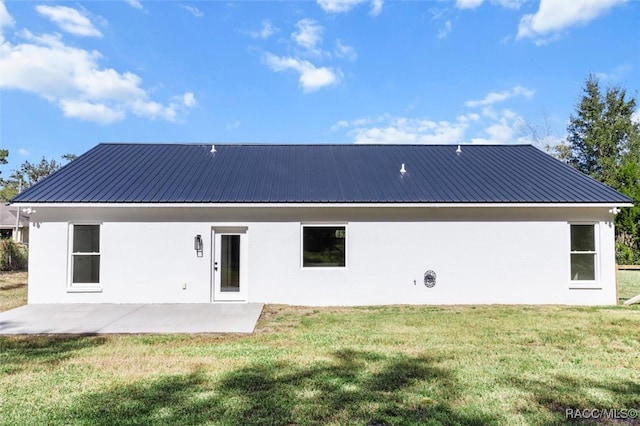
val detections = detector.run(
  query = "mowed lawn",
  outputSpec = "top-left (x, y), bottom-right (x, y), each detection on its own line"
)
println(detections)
top-left (619, 269), bottom-right (640, 304)
top-left (1, 272), bottom-right (639, 426)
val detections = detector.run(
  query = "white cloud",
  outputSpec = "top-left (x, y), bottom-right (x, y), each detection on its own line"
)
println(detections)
top-left (341, 111), bottom-right (526, 145)
top-left (317, 0), bottom-right (383, 16)
top-left (517, 0), bottom-right (625, 43)
top-left (181, 92), bottom-right (197, 107)
top-left (370, 0), bottom-right (383, 16)
top-left (455, 0), bottom-right (484, 9)
top-left (261, 18), bottom-right (348, 92)
top-left (60, 99), bottom-right (125, 124)
top-left (335, 39), bottom-right (357, 61)
top-left (332, 115), bottom-right (370, 128)
top-left (130, 99), bottom-right (178, 121)
top-left (344, 115), bottom-right (475, 144)
top-left (593, 65), bottom-right (632, 82)
top-left (263, 53), bottom-right (341, 92)
top-left (333, 86), bottom-right (533, 145)
top-left (226, 120), bottom-right (241, 130)
top-left (0, 12), bottom-right (195, 125)
top-left (330, 120), bottom-right (350, 131)
top-left (35, 5), bottom-right (102, 38)
top-left (455, 0), bottom-right (525, 9)
top-left (330, 115), bottom-right (386, 132)
top-left (0, 0), bottom-right (14, 33)
top-left (494, 0), bottom-right (526, 9)
top-left (180, 4), bottom-right (203, 18)
top-left (292, 19), bottom-right (324, 56)
top-left (249, 20), bottom-right (277, 39)
top-left (438, 20), bottom-right (452, 39)
top-left (465, 85), bottom-right (534, 108)
top-left (18, 148), bottom-right (30, 156)
top-left (125, 0), bottom-right (143, 10)
top-left (430, 8), bottom-right (454, 40)
top-left (470, 109), bottom-right (527, 144)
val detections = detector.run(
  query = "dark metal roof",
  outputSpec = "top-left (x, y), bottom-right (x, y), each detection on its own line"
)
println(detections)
top-left (12, 143), bottom-right (632, 204)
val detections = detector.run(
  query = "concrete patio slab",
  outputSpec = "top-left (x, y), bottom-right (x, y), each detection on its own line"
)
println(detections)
top-left (0, 303), bottom-right (264, 334)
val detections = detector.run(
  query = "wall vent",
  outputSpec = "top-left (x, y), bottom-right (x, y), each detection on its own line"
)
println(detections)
top-left (424, 270), bottom-right (437, 288)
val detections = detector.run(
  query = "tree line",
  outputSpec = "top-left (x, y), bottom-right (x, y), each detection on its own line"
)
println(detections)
top-left (0, 153), bottom-right (76, 201)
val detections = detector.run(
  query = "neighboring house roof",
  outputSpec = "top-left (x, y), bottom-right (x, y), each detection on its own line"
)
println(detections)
top-left (0, 205), bottom-right (30, 226)
top-left (11, 143), bottom-right (633, 204)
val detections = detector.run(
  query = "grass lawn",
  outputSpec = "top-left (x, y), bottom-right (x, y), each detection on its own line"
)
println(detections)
top-left (618, 270), bottom-right (640, 303)
top-left (0, 271), bottom-right (27, 312)
top-left (1, 273), bottom-right (639, 425)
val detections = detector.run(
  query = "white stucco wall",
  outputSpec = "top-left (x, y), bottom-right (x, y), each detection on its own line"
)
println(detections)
top-left (26, 206), bottom-right (618, 305)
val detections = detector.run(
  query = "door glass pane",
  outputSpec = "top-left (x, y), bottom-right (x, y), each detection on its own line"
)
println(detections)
top-left (73, 255), bottom-right (100, 283)
top-left (220, 235), bottom-right (240, 292)
top-left (570, 254), bottom-right (595, 281)
top-left (570, 225), bottom-right (595, 251)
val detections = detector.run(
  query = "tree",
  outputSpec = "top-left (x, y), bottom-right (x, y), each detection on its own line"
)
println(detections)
top-left (0, 154), bottom-right (76, 202)
top-left (567, 75), bottom-right (640, 264)
top-left (0, 179), bottom-right (19, 203)
top-left (519, 111), bottom-right (571, 162)
top-left (0, 150), bottom-right (10, 200)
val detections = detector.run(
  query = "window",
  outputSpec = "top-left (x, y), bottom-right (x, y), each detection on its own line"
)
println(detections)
top-left (71, 225), bottom-right (100, 285)
top-left (570, 224), bottom-right (596, 282)
top-left (302, 225), bottom-right (346, 268)
top-left (220, 234), bottom-right (241, 292)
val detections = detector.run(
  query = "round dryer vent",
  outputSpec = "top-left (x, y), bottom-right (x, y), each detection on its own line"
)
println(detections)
top-left (424, 270), bottom-right (437, 288)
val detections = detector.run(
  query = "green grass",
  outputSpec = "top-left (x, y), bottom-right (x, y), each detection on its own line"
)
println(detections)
top-left (618, 270), bottom-right (640, 303)
top-left (0, 271), bottom-right (27, 312)
top-left (1, 276), bottom-right (639, 425)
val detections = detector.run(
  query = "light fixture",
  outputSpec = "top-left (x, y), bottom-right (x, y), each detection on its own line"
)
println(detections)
top-left (194, 234), bottom-right (203, 256)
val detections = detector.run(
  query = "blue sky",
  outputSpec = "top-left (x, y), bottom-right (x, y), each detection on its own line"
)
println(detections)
top-left (1, 0), bottom-right (638, 175)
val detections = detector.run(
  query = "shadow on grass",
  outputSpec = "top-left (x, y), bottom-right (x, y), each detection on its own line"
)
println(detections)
top-left (505, 374), bottom-right (640, 425)
top-left (61, 349), bottom-right (494, 426)
top-left (0, 335), bottom-right (107, 374)
top-left (0, 282), bottom-right (27, 291)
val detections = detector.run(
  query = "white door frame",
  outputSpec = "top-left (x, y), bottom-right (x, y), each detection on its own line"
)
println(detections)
top-left (211, 227), bottom-right (248, 302)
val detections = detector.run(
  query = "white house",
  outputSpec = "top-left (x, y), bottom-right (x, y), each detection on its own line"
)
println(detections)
top-left (12, 143), bottom-right (633, 306)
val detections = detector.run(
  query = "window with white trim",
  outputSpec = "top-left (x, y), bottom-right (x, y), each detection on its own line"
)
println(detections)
top-left (302, 225), bottom-right (346, 268)
top-left (71, 224), bottom-right (100, 285)
top-left (570, 224), bottom-right (596, 282)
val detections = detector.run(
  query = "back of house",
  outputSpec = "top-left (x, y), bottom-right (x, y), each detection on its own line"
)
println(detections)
top-left (12, 143), bottom-right (633, 306)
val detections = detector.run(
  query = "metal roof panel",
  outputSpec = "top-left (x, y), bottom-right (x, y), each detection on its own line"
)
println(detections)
top-left (12, 143), bottom-right (633, 204)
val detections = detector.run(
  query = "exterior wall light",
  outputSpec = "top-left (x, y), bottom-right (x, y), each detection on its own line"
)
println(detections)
top-left (194, 234), bottom-right (203, 257)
